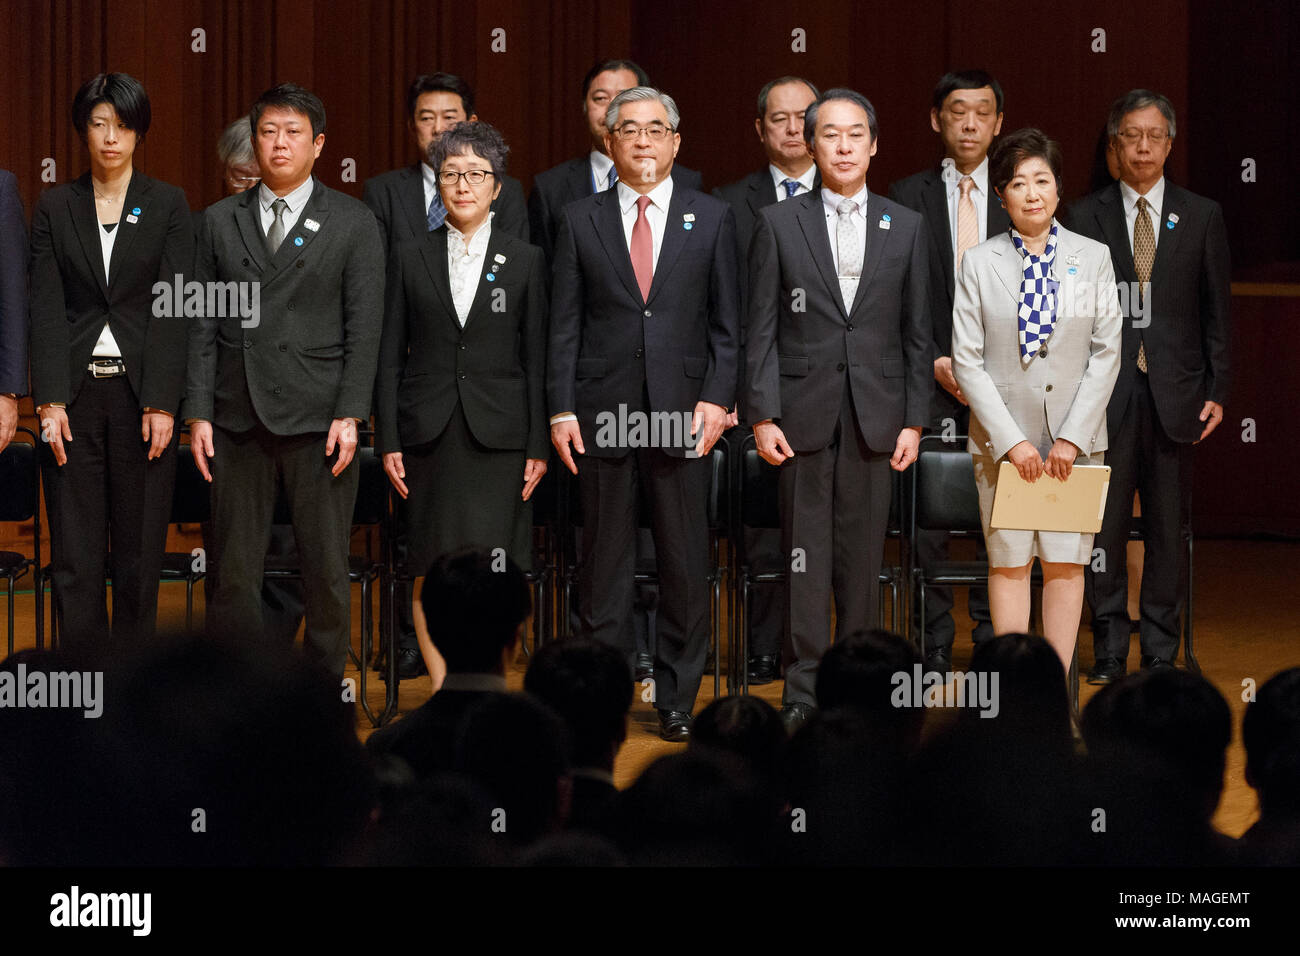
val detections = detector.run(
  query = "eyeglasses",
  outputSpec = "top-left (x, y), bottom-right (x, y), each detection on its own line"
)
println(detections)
top-left (226, 175), bottom-right (260, 187)
top-left (438, 169), bottom-right (495, 186)
top-left (612, 123), bottom-right (674, 142)
top-left (1116, 128), bottom-right (1170, 144)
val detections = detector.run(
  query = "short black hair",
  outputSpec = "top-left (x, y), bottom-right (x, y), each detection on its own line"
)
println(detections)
top-left (932, 69), bottom-right (1004, 114)
top-left (756, 76), bottom-right (820, 120)
top-left (803, 87), bottom-right (878, 147)
top-left (580, 59), bottom-right (650, 104)
top-left (430, 121), bottom-right (510, 181)
top-left (816, 628), bottom-right (920, 713)
top-left (420, 549), bottom-right (530, 673)
top-left (249, 82), bottom-right (326, 139)
top-left (989, 127), bottom-right (1063, 196)
top-left (1244, 667), bottom-right (1300, 814)
top-left (71, 73), bottom-right (151, 142)
top-left (524, 638), bottom-right (631, 768)
top-left (407, 72), bottom-right (475, 120)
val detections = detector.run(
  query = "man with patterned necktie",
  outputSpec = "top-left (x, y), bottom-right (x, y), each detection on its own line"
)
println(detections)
top-left (746, 89), bottom-right (931, 733)
top-left (1070, 90), bottom-right (1230, 683)
top-left (889, 69), bottom-right (1007, 674)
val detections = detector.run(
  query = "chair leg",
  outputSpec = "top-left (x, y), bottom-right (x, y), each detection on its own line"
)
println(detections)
top-left (7, 577), bottom-right (14, 657)
top-left (185, 578), bottom-right (195, 635)
top-left (1183, 531), bottom-right (1198, 673)
top-left (1069, 640), bottom-right (1080, 719)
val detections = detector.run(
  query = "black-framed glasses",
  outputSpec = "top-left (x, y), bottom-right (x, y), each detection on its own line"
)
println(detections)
top-left (612, 123), bottom-right (674, 142)
top-left (438, 169), bottom-right (495, 186)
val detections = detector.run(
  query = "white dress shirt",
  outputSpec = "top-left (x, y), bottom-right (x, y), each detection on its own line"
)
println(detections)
top-left (258, 177), bottom-right (314, 237)
top-left (769, 163), bottom-right (817, 202)
top-left (421, 161), bottom-right (439, 215)
top-left (92, 222), bottom-right (123, 357)
top-left (945, 155), bottom-right (991, 260)
top-left (446, 214), bottom-right (493, 327)
top-left (589, 150), bottom-right (617, 194)
top-left (1120, 176), bottom-right (1165, 251)
top-left (617, 177), bottom-right (673, 270)
top-left (821, 184), bottom-right (869, 274)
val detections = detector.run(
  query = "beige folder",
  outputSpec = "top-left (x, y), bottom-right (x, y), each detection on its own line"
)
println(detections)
top-left (990, 462), bottom-right (1112, 533)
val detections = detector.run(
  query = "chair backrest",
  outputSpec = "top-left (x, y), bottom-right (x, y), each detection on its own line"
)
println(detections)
top-left (171, 448), bottom-right (212, 523)
top-left (352, 445), bottom-right (387, 527)
top-left (912, 436), bottom-right (983, 534)
top-left (0, 428), bottom-right (39, 523)
top-left (740, 434), bottom-right (781, 531)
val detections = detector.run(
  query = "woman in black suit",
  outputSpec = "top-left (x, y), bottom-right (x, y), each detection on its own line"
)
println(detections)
top-left (378, 121), bottom-right (548, 685)
top-left (30, 73), bottom-right (194, 649)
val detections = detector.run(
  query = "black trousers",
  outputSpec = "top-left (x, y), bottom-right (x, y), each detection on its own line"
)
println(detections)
top-left (42, 374), bottom-right (176, 650)
top-left (780, 385), bottom-right (891, 707)
top-left (578, 447), bottom-right (710, 713)
top-left (207, 422), bottom-right (359, 675)
top-left (1086, 372), bottom-right (1191, 662)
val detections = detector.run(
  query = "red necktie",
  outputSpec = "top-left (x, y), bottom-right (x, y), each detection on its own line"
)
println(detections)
top-left (630, 195), bottom-right (653, 301)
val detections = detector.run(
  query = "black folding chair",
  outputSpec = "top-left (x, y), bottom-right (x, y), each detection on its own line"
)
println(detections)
top-left (908, 435), bottom-right (1078, 713)
top-left (159, 447), bottom-right (212, 634)
top-left (730, 431), bottom-right (903, 695)
top-left (0, 427), bottom-right (42, 655)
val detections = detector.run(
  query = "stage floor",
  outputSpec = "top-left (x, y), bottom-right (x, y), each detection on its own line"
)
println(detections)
top-left (4, 536), bottom-right (1295, 840)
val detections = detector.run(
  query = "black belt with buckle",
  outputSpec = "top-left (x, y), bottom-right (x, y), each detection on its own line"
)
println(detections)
top-left (88, 359), bottom-right (127, 378)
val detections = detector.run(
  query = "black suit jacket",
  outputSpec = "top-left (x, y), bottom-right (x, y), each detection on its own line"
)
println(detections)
top-left (547, 182), bottom-right (740, 458)
top-left (29, 171), bottom-right (193, 412)
top-left (0, 170), bottom-right (28, 396)
top-left (888, 164), bottom-right (1011, 361)
top-left (1065, 180), bottom-right (1231, 443)
top-left (712, 167), bottom-right (822, 272)
top-left (745, 190), bottom-right (932, 451)
top-left (187, 177), bottom-right (385, 434)
top-left (376, 226), bottom-right (549, 459)
top-left (362, 163), bottom-right (528, 258)
top-left (364, 688), bottom-right (492, 780)
top-left (528, 157), bottom-right (702, 265)
top-left (712, 167), bottom-right (822, 415)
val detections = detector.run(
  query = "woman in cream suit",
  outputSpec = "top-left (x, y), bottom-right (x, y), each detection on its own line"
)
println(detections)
top-left (952, 128), bottom-right (1121, 671)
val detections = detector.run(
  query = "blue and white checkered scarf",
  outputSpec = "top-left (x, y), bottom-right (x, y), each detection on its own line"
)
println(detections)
top-left (1010, 223), bottom-right (1060, 363)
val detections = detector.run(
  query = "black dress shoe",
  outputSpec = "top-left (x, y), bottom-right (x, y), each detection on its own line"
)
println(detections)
top-left (658, 710), bottom-right (692, 742)
top-left (634, 653), bottom-right (654, 683)
top-left (380, 647), bottom-right (426, 682)
top-left (780, 701), bottom-right (815, 735)
top-left (747, 654), bottom-right (780, 685)
top-left (922, 648), bottom-right (952, 678)
top-left (1087, 657), bottom-right (1125, 685)
top-left (1140, 655), bottom-right (1175, 670)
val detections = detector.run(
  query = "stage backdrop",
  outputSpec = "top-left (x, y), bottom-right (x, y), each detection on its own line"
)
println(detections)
top-left (1, 0), bottom-right (1296, 535)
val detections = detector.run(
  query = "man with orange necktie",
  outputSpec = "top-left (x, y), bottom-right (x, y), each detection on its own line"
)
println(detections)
top-left (889, 70), bottom-right (1007, 673)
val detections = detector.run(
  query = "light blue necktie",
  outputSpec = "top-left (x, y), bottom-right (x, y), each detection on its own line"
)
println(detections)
top-left (427, 191), bottom-right (446, 231)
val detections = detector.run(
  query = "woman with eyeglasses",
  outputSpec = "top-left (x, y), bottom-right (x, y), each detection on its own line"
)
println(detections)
top-left (377, 121), bottom-right (548, 687)
top-left (29, 72), bottom-right (194, 648)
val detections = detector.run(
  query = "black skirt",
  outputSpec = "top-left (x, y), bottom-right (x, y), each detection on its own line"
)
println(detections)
top-left (401, 400), bottom-right (532, 578)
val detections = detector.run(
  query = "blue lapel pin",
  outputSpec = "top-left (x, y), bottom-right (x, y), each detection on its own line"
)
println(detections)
top-left (294, 236), bottom-right (304, 246)
top-left (486, 273), bottom-right (496, 282)
top-left (131, 206), bottom-right (141, 216)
